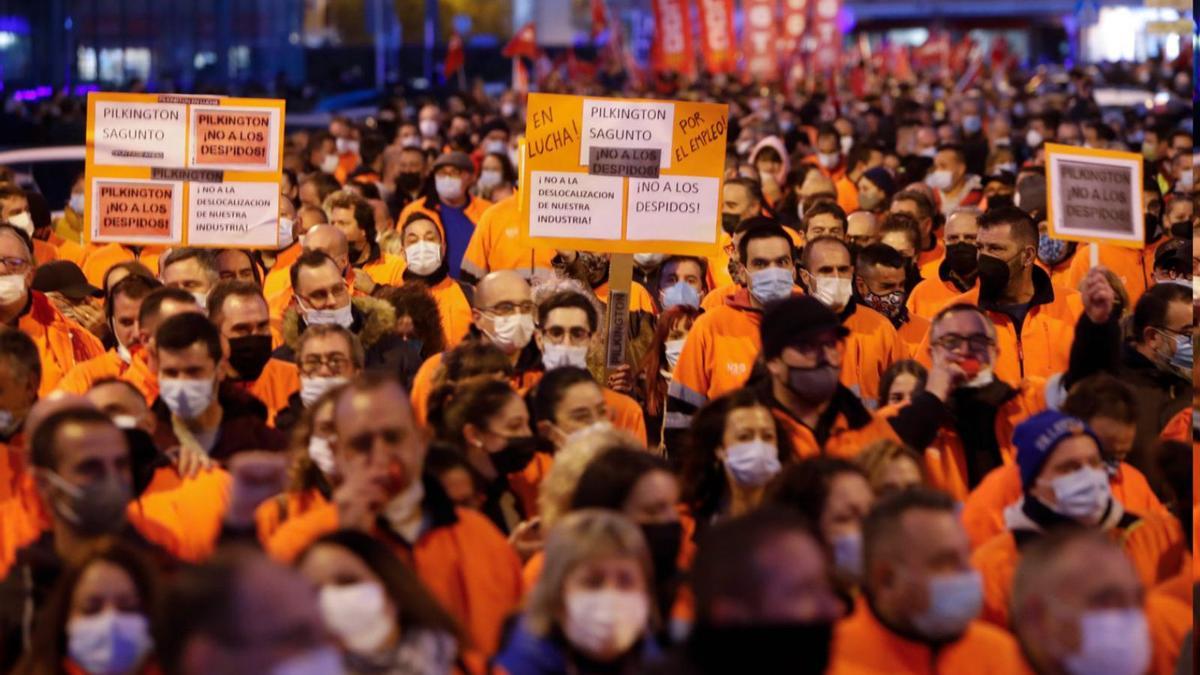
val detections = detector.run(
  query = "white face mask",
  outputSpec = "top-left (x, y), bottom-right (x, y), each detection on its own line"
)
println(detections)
top-left (300, 375), bottom-right (349, 408)
top-left (112, 414), bottom-right (140, 430)
top-left (319, 581), bottom-right (396, 655)
top-left (191, 292), bottom-right (209, 310)
top-left (435, 175), bottom-right (465, 202)
top-left (67, 609), bottom-right (153, 675)
top-left (1063, 608), bottom-right (1151, 675)
top-left (404, 240), bottom-right (442, 276)
top-left (1045, 466), bottom-right (1111, 522)
top-left (723, 440), bottom-right (782, 487)
top-left (962, 364), bottom-right (995, 389)
top-left (910, 570), bottom-right (983, 640)
top-left (839, 136), bottom-right (854, 155)
top-left (483, 313), bottom-right (534, 352)
top-left (319, 154), bottom-right (340, 174)
top-left (817, 152), bottom-right (841, 169)
top-left (664, 338), bottom-right (686, 371)
top-left (302, 300), bottom-right (354, 329)
top-left (500, 102), bottom-right (516, 118)
top-left (419, 119), bottom-right (439, 138)
top-left (0, 273), bottom-right (27, 305)
top-left (483, 139), bottom-right (508, 155)
top-left (477, 169), bottom-right (504, 191)
top-left (69, 193), bottom-right (86, 214)
top-left (335, 138), bottom-right (359, 155)
top-left (278, 217), bottom-right (295, 245)
top-left (1025, 129), bottom-right (1044, 149)
top-left (563, 589), bottom-right (650, 659)
top-left (926, 169), bottom-right (955, 191)
top-left (564, 420), bottom-right (614, 446)
top-left (159, 377), bottom-right (216, 420)
top-left (633, 252), bottom-right (667, 268)
top-left (269, 646), bottom-right (346, 675)
top-left (810, 275), bottom-right (853, 311)
top-left (0, 409), bottom-right (17, 437)
top-left (6, 211), bottom-right (33, 236)
top-left (749, 267), bottom-right (794, 305)
top-left (541, 342), bottom-right (589, 371)
top-left (308, 435), bottom-right (337, 476)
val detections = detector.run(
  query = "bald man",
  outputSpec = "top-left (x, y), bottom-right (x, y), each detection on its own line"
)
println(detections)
top-left (846, 210), bottom-right (879, 250)
top-left (407, 269), bottom-right (539, 424)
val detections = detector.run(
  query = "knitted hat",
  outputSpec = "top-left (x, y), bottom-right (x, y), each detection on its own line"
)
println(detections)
top-left (1013, 410), bottom-right (1102, 489)
top-left (861, 167), bottom-right (897, 198)
top-left (761, 295), bottom-right (849, 360)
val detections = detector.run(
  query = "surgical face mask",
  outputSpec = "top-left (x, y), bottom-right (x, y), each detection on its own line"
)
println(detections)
top-left (1045, 466), bottom-right (1111, 522)
top-left (1063, 609), bottom-right (1151, 675)
top-left (435, 175), bottom-right (464, 202)
top-left (6, 211), bottom-right (33, 236)
top-left (564, 420), bottom-right (614, 446)
top-left (926, 169), bottom-right (954, 191)
top-left (785, 364), bottom-right (840, 405)
top-left (483, 139), bottom-right (508, 155)
top-left (477, 169), bottom-right (503, 190)
top-left (1025, 129), bottom-right (1043, 148)
top-left (399, 135), bottom-right (421, 149)
top-left (319, 154), bottom-right (339, 174)
top-left (270, 646), bottom-right (346, 675)
top-left (278, 216), bottom-right (294, 245)
top-left (419, 119), bottom-right (439, 138)
top-left (319, 581), bottom-right (396, 655)
top-left (664, 338), bottom-right (686, 371)
top-left (302, 300), bottom-right (353, 328)
top-left (862, 288), bottom-right (905, 320)
top-left (839, 137), bottom-right (854, 155)
top-left (918, 146), bottom-right (937, 159)
top-left (335, 138), bottom-right (359, 155)
top-left (112, 414), bottom-right (139, 430)
top-left (404, 240), bottom-right (442, 276)
top-left (159, 377), bottom-right (216, 420)
top-left (831, 531), bottom-right (863, 581)
top-left (962, 115), bottom-right (982, 135)
top-left (661, 281), bottom-right (700, 310)
top-left (723, 440), bottom-right (782, 487)
top-left (69, 193), bottom-right (86, 214)
top-left (500, 101), bottom-right (516, 117)
top-left (1168, 332), bottom-right (1192, 372)
top-left (541, 342), bottom-right (589, 371)
top-left (810, 275), bottom-right (853, 311)
top-left (1037, 233), bottom-right (1069, 266)
top-left (307, 435), bottom-right (337, 476)
top-left (0, 273), bottom-right (27, 305)
top-left (191, 291), bottom-right (209, 310)
top-left (484, 312), bottom-right (535, 352)
top-left (42, 471), bottom-right (130, 536)
top-left (67, 609), bottom-right (153, 675)
top-left (749, 267), bottom-right (794, 305)
top-left (910, 570), bottom-right (983, 641)
top-left (563, 589), bottom-right (649, 659)
top-left (992, 162), bottom-right (1017, 175)
top-left (0, 409), bottom-right (16, 437)
top-left (633, 252), bottom-right (667, 268)
top-left (300, 375), bottom-right (348, 408)
top-left (818, 152), bottom-right (840, 169)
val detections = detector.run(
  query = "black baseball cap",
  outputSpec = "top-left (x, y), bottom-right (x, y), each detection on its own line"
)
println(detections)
top-left (761, 295), bottom-right (849, 359)
top-left (32, 260), bottom-right (102, 300)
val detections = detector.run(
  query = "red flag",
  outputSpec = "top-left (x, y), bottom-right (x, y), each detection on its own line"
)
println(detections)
top-left (695, 0), bottom-right (736, 74)
top-left (590, 0), bottom-right (609, 39)
top-left (651, 0), bottom-right (694, 75)
top-left (742, 0), bottom-right (779, 82)
top-left (810, 0), bottom-right (842, 72)
top-left (779, 0), bottom-right (808, 57)
top-left (444, 32), bottom-right (465, 76)
top-left (502, 22), bottom-right (538, 59)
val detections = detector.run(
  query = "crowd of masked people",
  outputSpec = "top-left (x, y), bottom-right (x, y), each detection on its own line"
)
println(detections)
top-left (0, 53), bottom-right (1194, 675)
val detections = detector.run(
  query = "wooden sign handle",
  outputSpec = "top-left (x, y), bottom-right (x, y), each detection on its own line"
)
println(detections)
top-left (604, 253), bottom-right (634, 378)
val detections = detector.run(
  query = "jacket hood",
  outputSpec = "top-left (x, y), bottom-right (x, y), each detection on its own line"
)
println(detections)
top-left (750, 135), bottom-right (791, 185)
top-left (282, 295), bottom-right (397, 350)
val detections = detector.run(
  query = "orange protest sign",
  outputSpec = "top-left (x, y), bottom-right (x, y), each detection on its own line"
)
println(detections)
top-left (85, 92), bottom-right (285, 249)
top-left (519, 93), bottom-right (728, 256)
top-left (1045, 143), bottom-right (1145, 250)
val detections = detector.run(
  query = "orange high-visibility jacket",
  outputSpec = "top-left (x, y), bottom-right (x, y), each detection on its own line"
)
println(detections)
top-left (460, 193), bottom-right (556, 282)
top-left (1065, 239), bottom-right (1164, 307)
top-left (398, 196), bottom-right (492, 269)
top-left (829, 598), bottom-right (1030, 675)
top-left (46, 233), bottom-right (84, 267)
top-left (897, 314), bottom-right (931, 360)
top-left (265, 480), bottom-right (523, 657)
top-left (131, 466), bottom-right (233, 562)
top-left (771, 390), bottom-right (906, 460)
top-left (1145, 584), bottom-right (1192, 675)
top-left (244, 358), bottom-right (301, 427)
top-left (840, 301), bottom-right (905, 407)
top-left (906, 274), bottom-right (973, 321)
top-left (916, 240), bottom-right (946, 272)
top-left (397, 275), bottom-right (473, 349)
top-left (359, 252), bottom-right (407, 287)
top-left (962, 461), bottom-right (1170, 550)
top-left (80, 243), bottom-right (163, 288)
top-left (56, 349), bottom-right (158, 402)
top-left (21, 291), bottom-right (105, 395)
top-left (262, 242), bottom-right (304, 302)
top-left (915, 268), bottom-right (1082, 382)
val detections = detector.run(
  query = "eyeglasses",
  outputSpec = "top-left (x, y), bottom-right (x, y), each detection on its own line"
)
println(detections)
top-left (543, 325), bottom-right (591, 342)
top-left (483, 301), bottom-right (535, 317)
top-left (0, 256), bottom-right (31, 274)
top-left (344, 427), bottom-right (406, 453)
top-left (300, 353), bottom-right (352, 375)
top-left (933, 333), bottom-right (995, 352)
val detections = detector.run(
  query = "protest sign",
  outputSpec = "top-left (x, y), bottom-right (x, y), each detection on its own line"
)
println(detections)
top-left (85, 92), bottom-right (286, 249)
top-left (520, 93), bottom-right (728, 256)
top-left (1045, 143), bottom-right (1145, 251)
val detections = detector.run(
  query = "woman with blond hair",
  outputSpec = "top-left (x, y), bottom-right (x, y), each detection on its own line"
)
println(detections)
top-left (494, 510), bottom-right (660, 675)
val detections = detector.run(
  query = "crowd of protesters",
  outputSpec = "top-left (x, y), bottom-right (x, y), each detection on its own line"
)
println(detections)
top-left (0, 45), bottom-right (1193, 675)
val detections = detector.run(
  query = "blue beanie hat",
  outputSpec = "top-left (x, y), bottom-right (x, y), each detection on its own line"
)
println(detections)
top-left (1013, 410), bottom-right (1102, 489)
top-left (862, 167), bottom-right (897, 198)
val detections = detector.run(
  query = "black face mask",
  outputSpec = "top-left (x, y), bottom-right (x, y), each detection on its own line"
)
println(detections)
top-left (489, 435), bottom-right (540, 475)
top-left (721, 212), bottom-right (741, 235)
top-left (1144, 213), bottom-right (1162, 244)
top-left (977, 253), bottom-right (1016, 301)
top-left (349, 245), bottom-right (365, 263)
top-left (944, 242), bottom-right (979, 279)
top-left (227, 335), bottom-right (273, 381)
top-left (1169, 220), bottom-right (1191, 240)
top-left (397, 171), bottom-right (423, 193)
top-left (687, 621), bottom-right (833, 675)
top-left (640, 521), bottom-right (683, 582)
